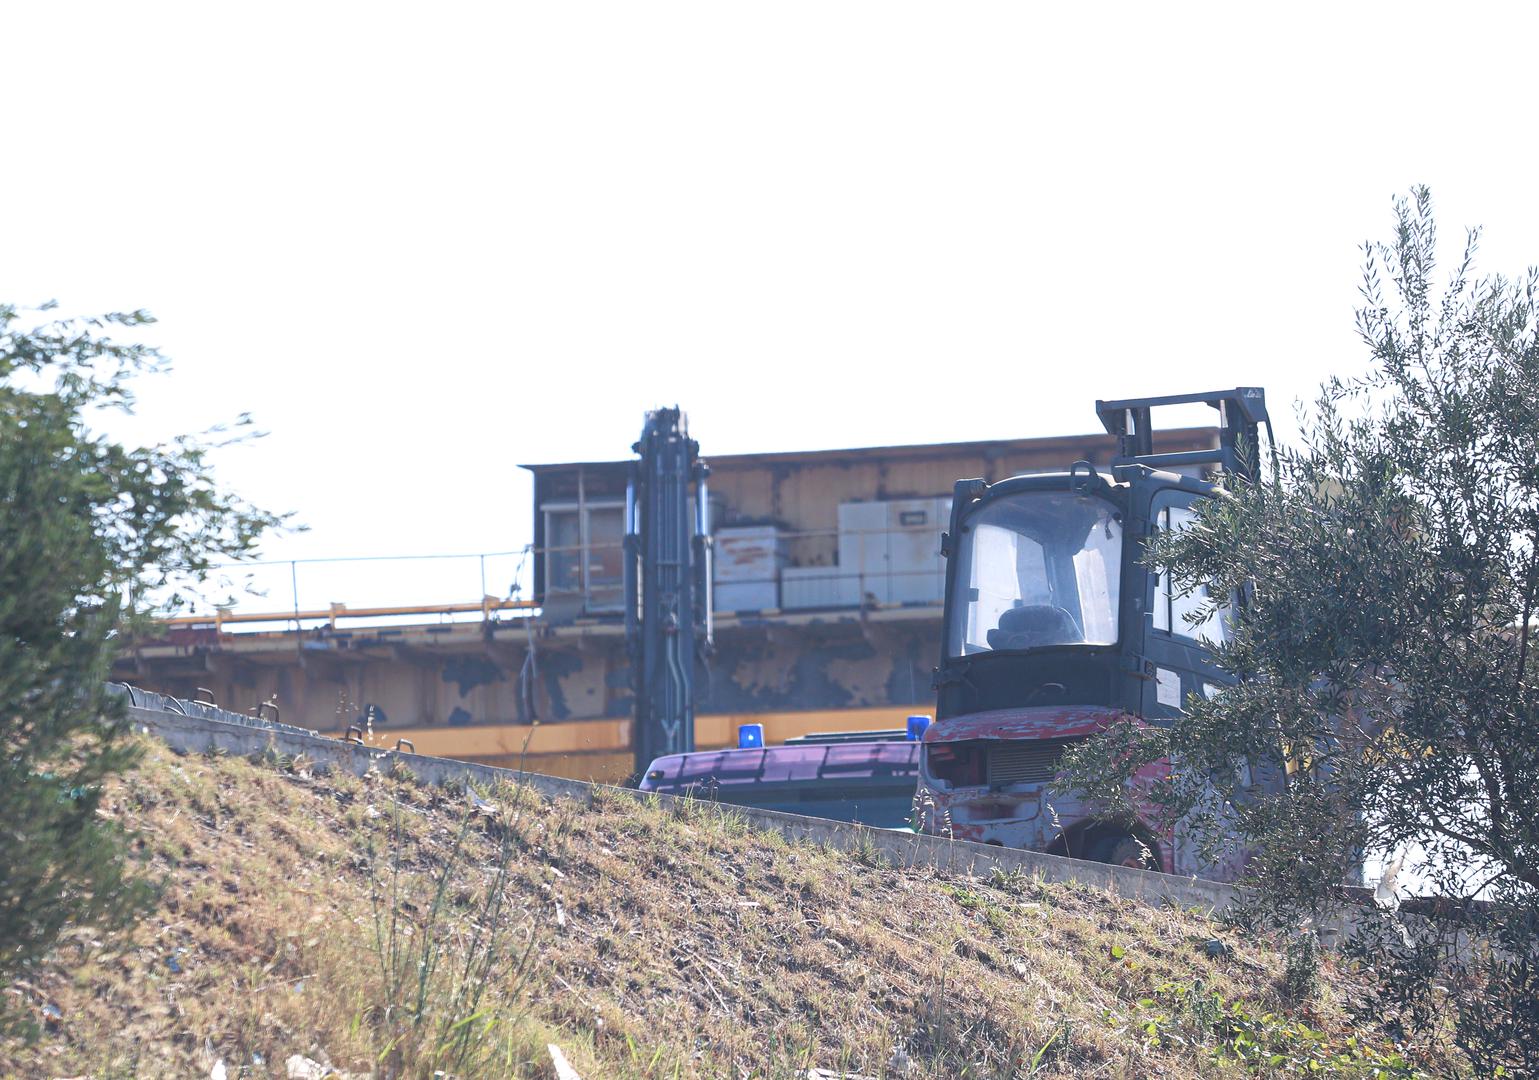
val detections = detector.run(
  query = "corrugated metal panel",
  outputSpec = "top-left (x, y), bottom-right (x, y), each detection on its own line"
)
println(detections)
top-left (985, 739), bottom-right (1076, 787)
top-left (528, 430), bottom-right (1220, 542)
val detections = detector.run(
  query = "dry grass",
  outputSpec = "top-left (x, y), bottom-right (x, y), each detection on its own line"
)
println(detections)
top-left (1, 739), bottom-right (1440, 1079)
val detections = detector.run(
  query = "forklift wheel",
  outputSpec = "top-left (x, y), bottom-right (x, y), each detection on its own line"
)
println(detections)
top-left (1093, 835), bottom-right (1155, 871)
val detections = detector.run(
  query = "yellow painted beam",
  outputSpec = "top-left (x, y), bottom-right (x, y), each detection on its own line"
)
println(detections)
top-left (337, 718), bottom-right (629, 758)
top-left (695, 704), bottom-right (929, 747)
top-left (325, 704), bottom-right (932, 765)
top-left (159, 597), bottom-right (538, 628)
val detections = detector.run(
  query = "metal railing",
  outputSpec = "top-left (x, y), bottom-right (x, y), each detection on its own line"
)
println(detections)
top-left (149, 523), bottom-right (947, 633)
top-left (158, 597), bottom-right (539, 631)
top-left (151, 548), bottom-right (539, 633)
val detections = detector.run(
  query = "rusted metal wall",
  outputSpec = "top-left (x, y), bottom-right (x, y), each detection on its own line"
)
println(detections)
top-left (699, 430), bottom-right (1214, 527)
top-left (118, 629), bottom-right (563, 734)
top-left (527, 429), bottom-right (1219, 576)
top-left (707, 619), bottom-right (934, 713)
top-left (120, 613), bottom-right (937, 731)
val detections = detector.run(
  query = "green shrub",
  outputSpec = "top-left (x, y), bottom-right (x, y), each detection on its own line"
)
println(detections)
top-left (0, 303), bottom-right (281, 1019)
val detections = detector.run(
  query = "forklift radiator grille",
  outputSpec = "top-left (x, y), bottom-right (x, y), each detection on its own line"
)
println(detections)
top-left (986, 739), bottom-right (1077, 787)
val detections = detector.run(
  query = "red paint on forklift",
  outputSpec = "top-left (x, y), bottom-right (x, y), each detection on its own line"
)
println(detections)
top-left (922, 704), bottom-right (1126, 743)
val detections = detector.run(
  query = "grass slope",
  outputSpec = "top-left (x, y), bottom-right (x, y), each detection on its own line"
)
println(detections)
top-left (3, 740), bottom-right (1435, 1079)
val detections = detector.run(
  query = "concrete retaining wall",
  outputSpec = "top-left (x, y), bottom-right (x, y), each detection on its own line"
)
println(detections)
top-left (126, 704), bottom-right (1242, 913)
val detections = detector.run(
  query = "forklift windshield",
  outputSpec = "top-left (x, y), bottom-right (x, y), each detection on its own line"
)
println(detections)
top-left (947, 491), bottom-right (1122, 656)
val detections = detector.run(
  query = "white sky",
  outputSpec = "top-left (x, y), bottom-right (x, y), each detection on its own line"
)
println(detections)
top-left (4, 2), bottom-right (1537, 612)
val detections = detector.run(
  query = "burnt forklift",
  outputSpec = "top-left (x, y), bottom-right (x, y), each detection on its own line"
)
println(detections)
top-left (918, 388), bottom-right (1274, 879)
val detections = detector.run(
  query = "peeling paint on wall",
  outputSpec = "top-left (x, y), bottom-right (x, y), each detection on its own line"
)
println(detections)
top-left (441, 655), bottom-right (505, 697)
top-left (883, 633), bottom-right (932, 707)
top-left (602, 661), bottom-right (633, 720)
top-left (825, 654), bottom-right (894, 707)
top-left (120, 619), bottom-right (943, 735)
top-left (725, 641), bottom-right (799, 699)
top-left (538, 649), bottom-right (584, 721)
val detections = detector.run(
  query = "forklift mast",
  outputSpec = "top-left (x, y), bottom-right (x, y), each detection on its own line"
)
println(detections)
top-left (624, 407), bottom-right (713, 777)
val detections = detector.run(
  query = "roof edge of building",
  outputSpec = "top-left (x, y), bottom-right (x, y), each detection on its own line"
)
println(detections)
top-left (519, 425), bottom-right (1219, 473)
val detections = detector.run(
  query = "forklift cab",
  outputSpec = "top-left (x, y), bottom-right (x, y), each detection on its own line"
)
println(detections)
top-left (937, 467), bottom-right (1235, 724)
top-left (923, 389), bottom-right (1270, 874)
top-left (932, 390), bottom-right (1271, 753)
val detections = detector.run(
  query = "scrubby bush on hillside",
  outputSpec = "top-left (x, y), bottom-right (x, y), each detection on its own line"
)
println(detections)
top-left (0, 303), bottom-right (281, 1019)
top-left (1064, 188), bottom-right (1539, 1072)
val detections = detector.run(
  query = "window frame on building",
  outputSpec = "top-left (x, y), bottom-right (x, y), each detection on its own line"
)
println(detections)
top-left (542, 499), bottom-right (627, 613)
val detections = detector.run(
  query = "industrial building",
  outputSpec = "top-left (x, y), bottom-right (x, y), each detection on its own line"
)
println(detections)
top-left (115, 424), bottom-right (1218, 782)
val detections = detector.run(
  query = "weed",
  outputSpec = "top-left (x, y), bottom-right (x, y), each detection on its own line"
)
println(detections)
top-left (714, 803), bottom-right (749, 837)
top-left (1284, 926), bottom-right (1321, 1005)
top-left (909, 787), bottom-right (951, 840)
top-left (850, 827), bottom-right (884, 868)
top-left (1133, 980), bottom-right (1421, 1076)
top-left (942, 883), bottom-right (984, 911)
top-left (363, 782), bottom-right (542, 1077)
top-left (986, 863), bottom-right (1039, 897)
top-left (1027, 1019), bottom-right (1072, 1076)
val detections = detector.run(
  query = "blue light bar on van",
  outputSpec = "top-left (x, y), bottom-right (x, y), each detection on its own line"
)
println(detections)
top-left (906, 715), bottom-right (931, 741)
top-left (738, 723), bottom-right (765, 749)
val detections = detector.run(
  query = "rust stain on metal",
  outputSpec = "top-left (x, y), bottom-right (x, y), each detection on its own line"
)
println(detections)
top-left (923, 704), bottom-right (1126, 743)
top-left (918, 705), bottom-right (1181, 871)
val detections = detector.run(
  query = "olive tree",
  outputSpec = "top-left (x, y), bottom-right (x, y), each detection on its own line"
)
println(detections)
top-left (0, 303), bottom-right (282, 1013)
top-left (1063, 188), bottom-right (1539, 1072)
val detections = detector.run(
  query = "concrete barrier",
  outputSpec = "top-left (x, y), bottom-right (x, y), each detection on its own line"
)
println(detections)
top-left (125, 704), bottom-right (1242, 913)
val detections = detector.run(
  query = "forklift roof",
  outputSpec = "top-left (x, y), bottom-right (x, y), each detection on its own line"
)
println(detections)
top-left (1093, 387), bottom-right (1271, 480)
top-left (1094, 387), bottom-right (1269, 431)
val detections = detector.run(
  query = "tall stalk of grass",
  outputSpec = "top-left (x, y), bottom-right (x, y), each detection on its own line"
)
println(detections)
top-left (364, 778), bottom-right (543, 1078)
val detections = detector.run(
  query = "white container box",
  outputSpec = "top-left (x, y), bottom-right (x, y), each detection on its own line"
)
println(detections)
top-left (836, 498), bottom-right (947, 605)
top-left (885, 497), bottom-right (946, 604)
top-left (714, 525), bottom-right (785, 584)
top-left (780, 566), bottom-right (862, 610)
top-left (836, 501), bottom-right (888, 577)
top-left (713, 580), bottom-right (779, 612)
top-left (836, 501), bottom-right (890, 603)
